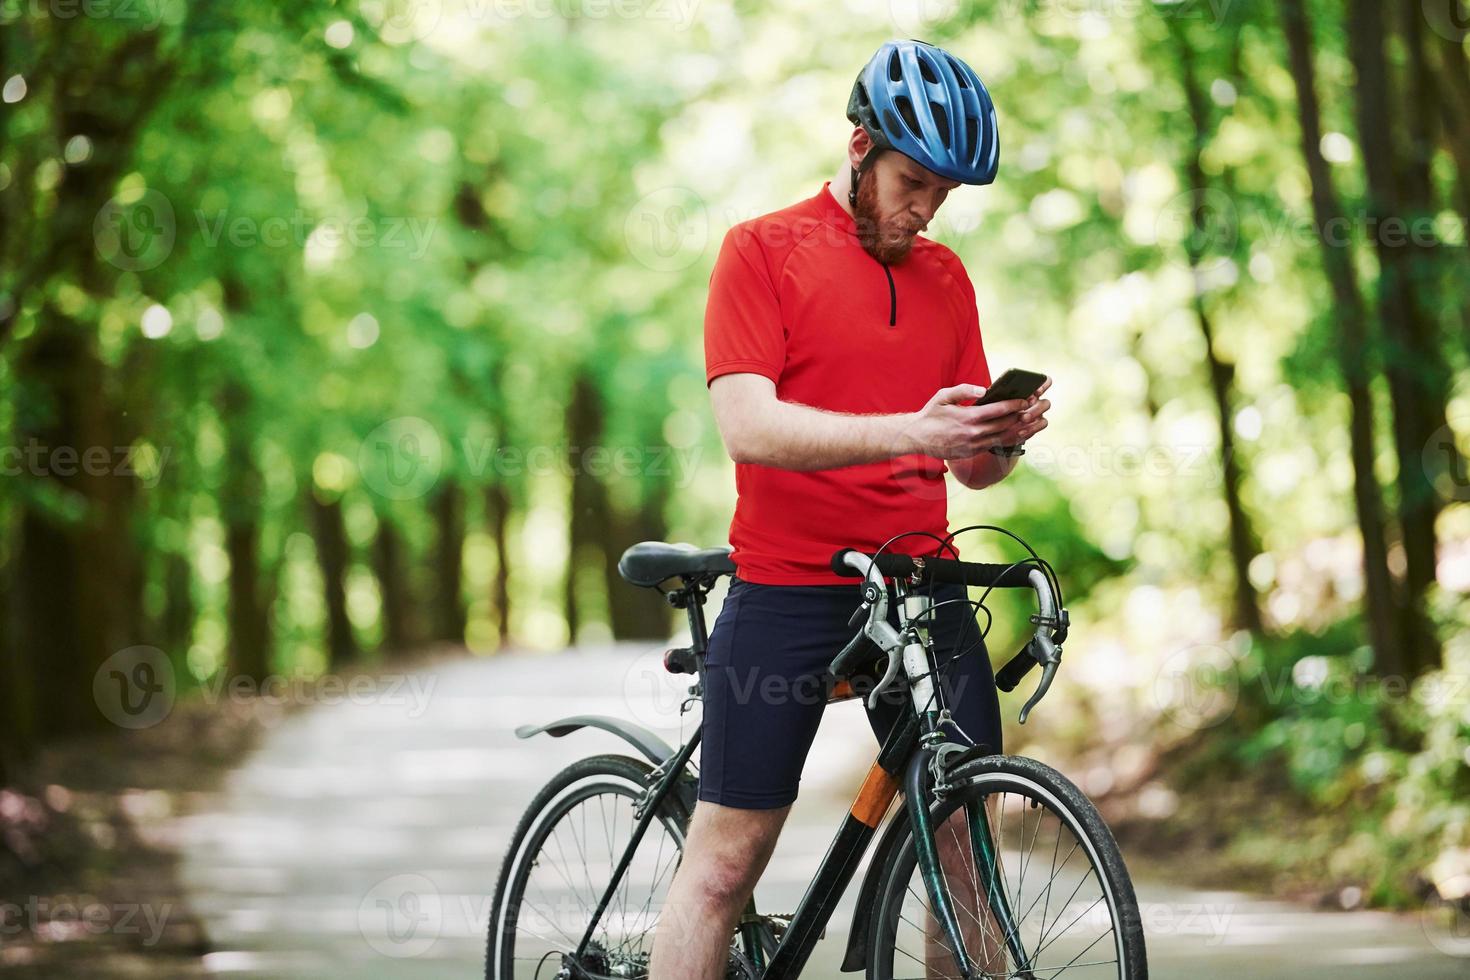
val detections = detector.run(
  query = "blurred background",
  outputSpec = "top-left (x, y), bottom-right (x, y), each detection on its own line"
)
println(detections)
top-left (1, 0), bottom-right (1469, 976)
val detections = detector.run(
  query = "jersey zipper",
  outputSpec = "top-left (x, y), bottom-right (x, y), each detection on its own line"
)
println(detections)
top-left (881, 262), bottom-right (897, 328)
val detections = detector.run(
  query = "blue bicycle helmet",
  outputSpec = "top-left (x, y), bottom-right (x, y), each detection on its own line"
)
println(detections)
top-left (845, 39), bottom-right (999, 203)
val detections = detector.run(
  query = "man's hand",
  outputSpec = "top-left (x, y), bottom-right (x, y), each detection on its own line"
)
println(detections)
top-left (901, 383), bottom-right (1033, 459)
top-left (947, 377), bottom-right (1052, 489)
top-left (993, 376), bottom-right (1051, 448)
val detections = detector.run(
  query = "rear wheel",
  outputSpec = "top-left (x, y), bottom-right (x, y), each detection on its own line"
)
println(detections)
top-left (867, 755), bottom-right (1146, 979)
top-left (486, 754), bottom-right (691, 979)
top-left (486, 753), bottom-right (754, 979)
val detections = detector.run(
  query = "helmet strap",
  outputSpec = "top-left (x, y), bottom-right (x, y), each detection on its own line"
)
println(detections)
top-left (849, 145), bottom-right (882, 210)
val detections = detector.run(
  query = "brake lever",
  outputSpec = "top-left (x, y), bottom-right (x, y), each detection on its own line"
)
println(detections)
top-left (865, 647), bottom-right (905, 710)
top-left (1017, 635), bottom-right (1062, 724)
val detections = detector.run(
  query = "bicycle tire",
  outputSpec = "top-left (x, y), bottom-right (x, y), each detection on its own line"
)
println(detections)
top-left (866, 755), bottom-right (1147, 980)
top-left (485, 754), bottom-right (691, 980)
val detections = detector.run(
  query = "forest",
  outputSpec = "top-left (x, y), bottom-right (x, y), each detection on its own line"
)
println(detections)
top-left (1, 0), bottom-right (1468, 952)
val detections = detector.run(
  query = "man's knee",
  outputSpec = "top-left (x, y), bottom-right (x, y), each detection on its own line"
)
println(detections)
top-left (679, 801), bottom-right (789, 906)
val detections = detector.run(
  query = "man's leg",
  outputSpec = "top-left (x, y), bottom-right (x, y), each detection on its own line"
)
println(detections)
top-left (648, 799), bottom-right (790, 980)
top-left (927, 800), bottom-right (1007, 977)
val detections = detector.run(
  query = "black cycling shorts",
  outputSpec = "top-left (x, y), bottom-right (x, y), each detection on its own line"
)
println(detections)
top-left (697, 574), bottom-right (1004, 810)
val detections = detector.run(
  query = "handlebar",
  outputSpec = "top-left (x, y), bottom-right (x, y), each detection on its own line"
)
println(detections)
top-left (828, 548), bottom-right (1068, 724)
top-left (829, 549), bottom-right (1036, 588)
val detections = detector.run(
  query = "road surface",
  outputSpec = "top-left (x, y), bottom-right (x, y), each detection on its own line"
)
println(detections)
top-left (175, 644), bottom-right (1467, 978)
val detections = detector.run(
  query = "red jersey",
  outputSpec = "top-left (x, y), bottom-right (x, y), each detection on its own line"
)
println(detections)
top-left (704, 182), bottom-right (992, 585)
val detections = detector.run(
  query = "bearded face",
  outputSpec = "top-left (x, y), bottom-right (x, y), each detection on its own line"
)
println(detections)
top-left (851, 150), bottom-right (958, 265)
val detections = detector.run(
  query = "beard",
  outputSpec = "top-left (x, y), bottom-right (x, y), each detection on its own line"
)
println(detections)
top-left (854, 165), bottom-right (924, 265)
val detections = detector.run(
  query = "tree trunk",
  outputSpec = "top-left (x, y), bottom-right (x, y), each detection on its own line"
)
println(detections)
top-left (430, 484), bottom-right (467, 644)
top-left (605, 483), bottom-right (674, 641)
top-left (1348, 0), bottom-right (1448, 676)
top-left (373, 516), bottom-right (417, 654)
top-left (1173, 33), bottom-right (1265, 637)
top-left (1278, 0), bottom-right (1402, 675)
top-left (565, 373), bottom-right (609, 644)
top-left (161, 551), bottom-right (194, 657)
top-left (309, 493), bottom-right (356, 668)
top-left (486, 482), bottom-right (513, 646)
top-left (0, 537), bottom-right (31, 783)
top-left (14, 312), bottom-right (131, 736)
top-left (221, 387), bottom-right (271, 683)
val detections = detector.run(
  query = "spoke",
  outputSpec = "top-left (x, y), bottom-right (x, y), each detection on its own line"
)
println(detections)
top-left (1033, 815), bottom-right (1069, 943)
top-left (1015, 791), bottom-right (1046, 914)
top-left (1030, 864), bottom-right (1093, 955)
top-left (1018, 837), bottom-right (1081, 937)
top-left (989, 792), bottom-right (1023, 947)
top-left (521, 877), bottom-right (584, 948)
top-left (1032, 889), bottom-right (1105, 962)
top-left (543, 825), bottom-right (594, 918)
top-left (1043, 921), bottom-right (1112, 973)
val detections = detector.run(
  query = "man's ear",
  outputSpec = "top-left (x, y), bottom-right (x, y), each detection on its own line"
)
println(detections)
top-left (848, 127), bottom-right (873, 168)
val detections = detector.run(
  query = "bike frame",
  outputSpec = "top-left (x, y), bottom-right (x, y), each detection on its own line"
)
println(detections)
top-left (552, 573), bottom-right (1017, 980)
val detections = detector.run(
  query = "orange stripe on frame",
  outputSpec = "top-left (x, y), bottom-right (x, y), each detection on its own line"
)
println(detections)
top-left (849, 760), bottom-right (899, 828)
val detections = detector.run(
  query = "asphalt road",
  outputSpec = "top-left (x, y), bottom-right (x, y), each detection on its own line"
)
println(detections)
top-left (175, 645), bottom-right (1468, 978)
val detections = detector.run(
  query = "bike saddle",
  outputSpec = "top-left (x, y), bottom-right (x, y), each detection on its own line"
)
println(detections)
top-left (617, 541), bottom-right (736, 588)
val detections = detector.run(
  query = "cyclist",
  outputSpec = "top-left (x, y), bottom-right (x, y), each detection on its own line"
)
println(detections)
top-left (648, 39), bottom-right (1051, 979)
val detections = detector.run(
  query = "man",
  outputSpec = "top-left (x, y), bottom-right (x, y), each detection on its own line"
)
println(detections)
top-left (648, 39), bottom-right (1051, 979)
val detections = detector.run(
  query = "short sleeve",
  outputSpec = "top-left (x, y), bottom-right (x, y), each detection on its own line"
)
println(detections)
top-left (704, 225), bottom-right (785, 386)
top-left (949, 261), bottom-right (992, 391)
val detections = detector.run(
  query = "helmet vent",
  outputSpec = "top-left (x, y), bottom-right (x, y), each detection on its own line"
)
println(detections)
top-left (930, 102), bottom-right (950, 149)
top-left (856, 82), bottom-right (869, 107)
top-left (965, 115), bottom-right (978, 154)
top-left (892, 96), bottom-right (920, 139)
top-left (949, 57), bottom-right (970, 88)
top-left (918, 57), bottom-right (939, 84)
top-left (888, 50), bottom-right (902, 82)
top-left (883, 109), bottom-right (905, 141)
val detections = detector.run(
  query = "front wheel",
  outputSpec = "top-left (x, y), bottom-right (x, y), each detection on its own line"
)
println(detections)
top-left (867, 755), bottom-right (1147, 980)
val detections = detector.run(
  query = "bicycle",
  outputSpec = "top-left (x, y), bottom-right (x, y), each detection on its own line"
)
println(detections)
top-left (486, 532), bottom-right (1148, 979)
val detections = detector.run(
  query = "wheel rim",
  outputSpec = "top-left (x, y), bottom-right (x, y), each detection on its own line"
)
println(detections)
top-left (879, 773), bottom-right (1129, 979)
top-left (498, 774), bottom-right (686, 979)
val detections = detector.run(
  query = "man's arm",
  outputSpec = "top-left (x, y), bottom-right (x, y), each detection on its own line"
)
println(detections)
top-left (709, 373), bottom-right (1030, 470)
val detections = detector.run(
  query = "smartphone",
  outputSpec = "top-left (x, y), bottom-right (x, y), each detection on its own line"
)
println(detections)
top-left (974, 368), bottom-right (1048, 408)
